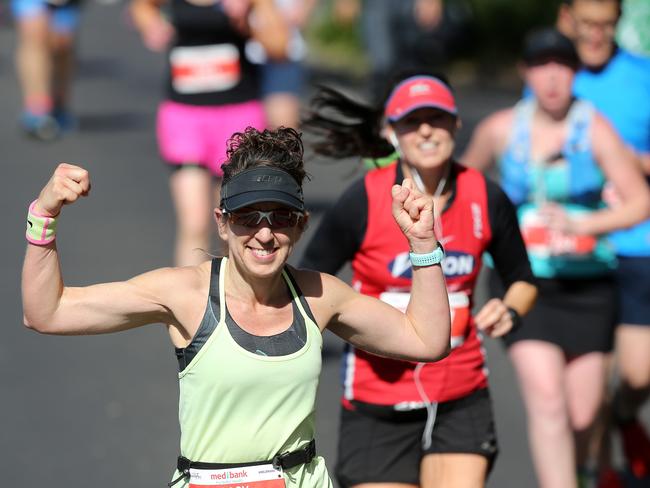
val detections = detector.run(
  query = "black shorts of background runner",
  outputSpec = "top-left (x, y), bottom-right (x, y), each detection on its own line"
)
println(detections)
top-left (615, 256), bottom-right (650, 326)
top-left (335, 388), bottom-right (498, 487)
top-left (499, 275), bottom-right (617, 354)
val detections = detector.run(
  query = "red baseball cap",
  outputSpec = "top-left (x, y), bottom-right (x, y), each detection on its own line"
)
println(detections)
top-left (384, 76), bottom-right (457, 122)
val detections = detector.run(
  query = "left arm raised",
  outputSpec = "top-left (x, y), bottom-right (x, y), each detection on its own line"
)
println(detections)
top-left (316, 179), bottom-right (451, 362)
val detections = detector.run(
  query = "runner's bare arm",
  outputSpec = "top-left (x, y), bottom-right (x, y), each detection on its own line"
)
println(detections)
top-left (304, 179), bottom-right (451, 362)
top-left (248, 0), bottom-right (290, 60)
top-left (577, 114), bottom-right (650, 235)
top-left (460, 110), bottom-right (511, 171)
top-left (23, 259), bottom-right (181, 335)
top-left (475, 280), bottom-right (537, 338)
top-left (21, 164), bottom-right (181, 335)
top-left (319, 273), bottom-right (450, 362)
top-left (130, 0), bottom-right (174, 52)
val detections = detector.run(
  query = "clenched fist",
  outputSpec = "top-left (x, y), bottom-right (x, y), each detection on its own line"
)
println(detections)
top-left (391, 178), bottom-right (438, 253)
top-left (34, 163), bottom-right (91, 218)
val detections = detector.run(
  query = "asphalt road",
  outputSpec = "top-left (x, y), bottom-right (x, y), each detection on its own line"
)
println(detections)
top-left (2, 4), bottom-right (644, 487)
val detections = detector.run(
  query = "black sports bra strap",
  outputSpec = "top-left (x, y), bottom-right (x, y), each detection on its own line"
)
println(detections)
top-left (209, 257), bottom-right (223, 298)
top-left (175, 258), bottom-right (223, 372)
top-left (283, 266), bottom-right (318, 325)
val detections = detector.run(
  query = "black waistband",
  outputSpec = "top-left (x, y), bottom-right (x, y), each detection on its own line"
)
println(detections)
top-left (169, 440), bottom-right (316, 486)
top-left (349, 400), bottom-right (429, 422)
top-left (348, 389), bottom-right (490, 421)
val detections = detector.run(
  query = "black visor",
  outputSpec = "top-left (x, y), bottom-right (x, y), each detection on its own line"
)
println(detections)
top-left (220, 167), bottom-right (305, 212)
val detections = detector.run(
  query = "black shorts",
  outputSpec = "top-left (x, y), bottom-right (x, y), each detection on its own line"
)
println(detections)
top-left (500, 275), bottom-right (617, 354)
top-left (335, 388), bottom-right (498, 487)
top-left (616, 256), bottom-right (650, 326)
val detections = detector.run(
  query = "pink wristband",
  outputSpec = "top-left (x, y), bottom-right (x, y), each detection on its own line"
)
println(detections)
top-left (26, 200), bottom-right (58, 246)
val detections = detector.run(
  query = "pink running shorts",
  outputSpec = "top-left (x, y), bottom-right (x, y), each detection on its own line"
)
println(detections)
top-left (157, 99), bottom-right (266, 176)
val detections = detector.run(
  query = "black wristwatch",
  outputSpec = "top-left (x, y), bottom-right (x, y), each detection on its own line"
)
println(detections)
top-left (506, 307), bottom-right (522, 332)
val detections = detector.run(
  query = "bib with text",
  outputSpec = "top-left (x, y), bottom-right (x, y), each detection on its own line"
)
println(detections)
top-left (170, 44), bottom-right (241, 94)
top-left (188, 463), bottom-right (285, 488)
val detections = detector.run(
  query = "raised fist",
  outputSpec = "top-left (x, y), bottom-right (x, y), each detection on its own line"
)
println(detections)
top-left (34, 163), bottom-right (91, 217)
top-left (391, 178), bottom-right (438, 253)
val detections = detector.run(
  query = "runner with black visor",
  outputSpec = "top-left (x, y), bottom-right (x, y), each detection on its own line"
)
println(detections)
top-left (220, 166), bottom-right (305, 229)
top-left (21, 126), bottom-right (452, 488)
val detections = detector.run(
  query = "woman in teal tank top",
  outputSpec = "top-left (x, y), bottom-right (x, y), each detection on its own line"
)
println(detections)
top-left (21, 127), bottom-right (452, 488)
top-left (462, 29), bottom-right (650, 488)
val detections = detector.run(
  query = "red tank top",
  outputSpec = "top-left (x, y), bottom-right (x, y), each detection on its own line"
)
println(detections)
top-left (344, 162), bottom-right (492, 405)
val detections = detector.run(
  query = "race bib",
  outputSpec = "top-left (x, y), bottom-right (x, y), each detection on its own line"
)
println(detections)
top-left (448, 292), bottom-right (470, 349)
top-left (170, 44), bottom-right (241, 94)
top-left (519, 205), bottom-right (597, 258)
top-left (188, 463), bottom-right (286, 487)
top-left (379, 291), bottom-right (471, 350)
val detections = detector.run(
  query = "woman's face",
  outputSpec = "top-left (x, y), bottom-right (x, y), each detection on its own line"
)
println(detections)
top-left (216, 202), bottom-right (306, 279)
top-left (525, 61), bottom-right (576, 115)
top-left (389, 108), bottom-right (458, 171)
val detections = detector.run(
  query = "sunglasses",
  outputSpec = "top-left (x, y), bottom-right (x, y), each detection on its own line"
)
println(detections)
top-left (224, 209), bottom-right (304, 229)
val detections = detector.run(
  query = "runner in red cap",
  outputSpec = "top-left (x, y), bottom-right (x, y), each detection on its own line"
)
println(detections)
top-left (384, 76), bottom-right (458, 120)
top-left (302, 72), bottom-right (538, 487)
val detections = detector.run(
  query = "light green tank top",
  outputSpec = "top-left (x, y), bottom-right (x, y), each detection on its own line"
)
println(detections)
top-left (170, 257), bottom-right (333, 488)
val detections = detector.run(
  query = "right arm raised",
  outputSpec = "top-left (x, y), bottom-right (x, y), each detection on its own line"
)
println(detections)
top-left (22, 164), bottom-right (178, 335)
top-left (303, 179), bottom-right (451, 363)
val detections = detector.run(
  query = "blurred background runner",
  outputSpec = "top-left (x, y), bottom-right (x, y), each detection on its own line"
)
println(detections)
top-left (557, 1), bottom-right (650, 485)
top-left (462, 27), bottom-right (650, 488)
top-left (130, 0), bottom-right (289, 266)
top-left (11, 0), bottom-right (82, 140)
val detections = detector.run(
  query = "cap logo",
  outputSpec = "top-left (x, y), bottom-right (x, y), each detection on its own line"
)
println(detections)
top-left (254, 175), bottom-right (283, 184)
top-left (384, 76), bottom-right (457, 121)
top-left (409, 83), bottom-right (432, 96)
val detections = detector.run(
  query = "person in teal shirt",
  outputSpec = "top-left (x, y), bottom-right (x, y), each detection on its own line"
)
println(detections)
top-left (462, 28), bottom-right (650, 488)
top-left (559, 0), bottom-right (650, 481)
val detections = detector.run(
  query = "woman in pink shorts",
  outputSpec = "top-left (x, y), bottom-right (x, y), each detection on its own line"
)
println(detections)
top-left (131, 0), bottom-right (288, 265)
